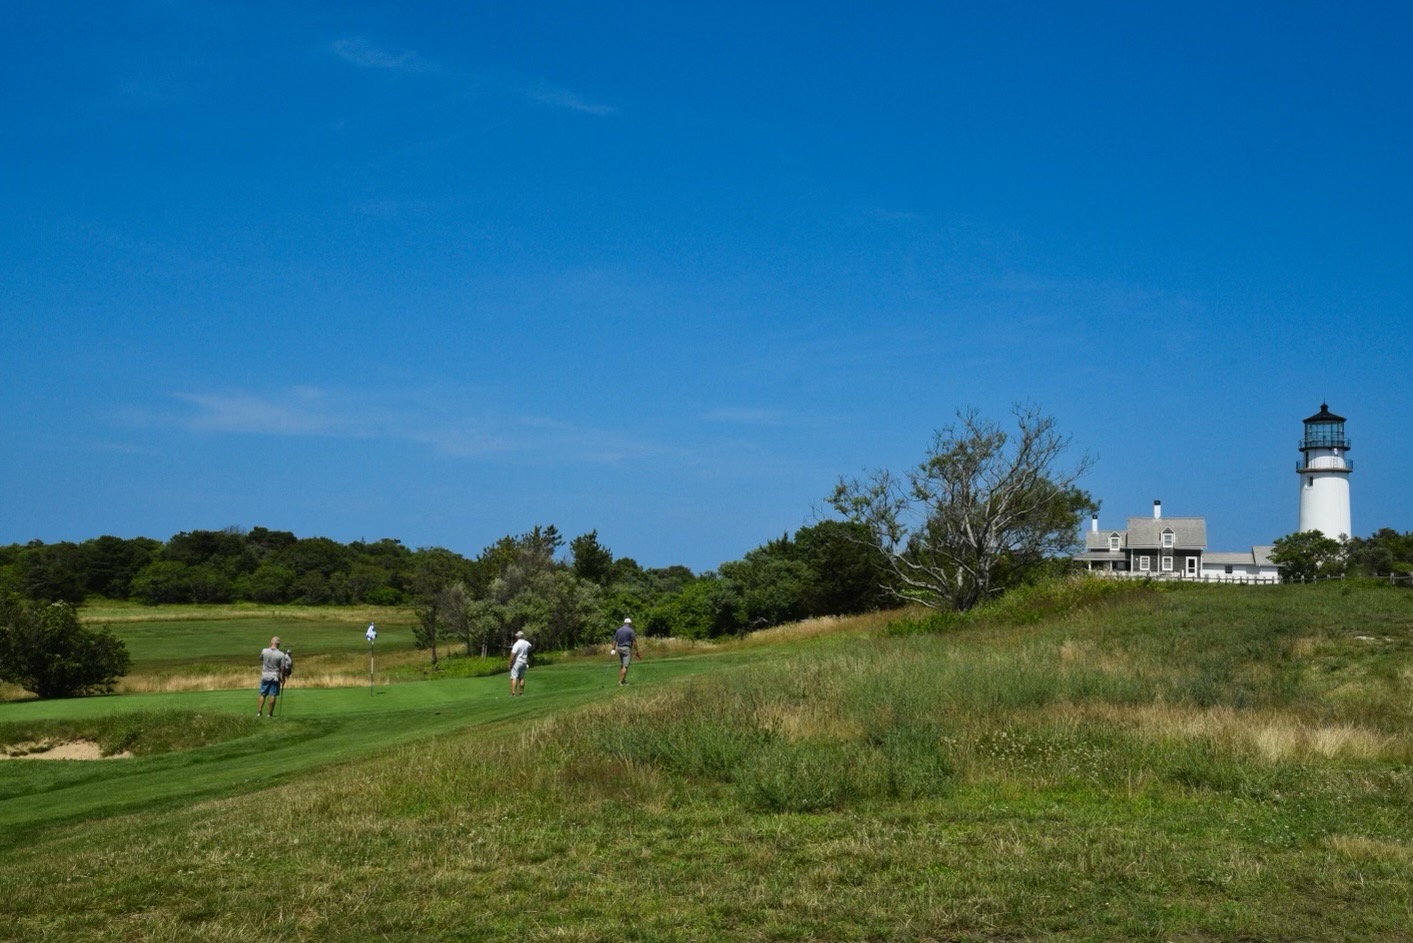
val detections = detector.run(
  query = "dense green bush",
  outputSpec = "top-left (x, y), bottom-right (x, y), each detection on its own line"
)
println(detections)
top-left (0, 595), bottom-right (130, 698)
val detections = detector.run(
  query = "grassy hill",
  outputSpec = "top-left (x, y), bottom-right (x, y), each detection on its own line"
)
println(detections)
top-left (0, 581), bottom-right (1409, 941)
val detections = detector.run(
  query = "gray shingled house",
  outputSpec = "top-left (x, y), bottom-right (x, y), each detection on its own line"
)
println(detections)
top-left (1075, 501), bottom-right (1279, 582)
top-left (1076, 501), bottom-right (1205, 577)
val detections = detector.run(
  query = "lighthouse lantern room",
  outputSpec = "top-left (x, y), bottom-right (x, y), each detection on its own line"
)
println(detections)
top-left (1297, 403), bottom-right (1353, 539)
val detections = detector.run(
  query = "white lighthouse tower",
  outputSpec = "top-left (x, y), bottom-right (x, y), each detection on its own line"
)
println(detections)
top-left (1297, 403), bottom-right (1352, 539)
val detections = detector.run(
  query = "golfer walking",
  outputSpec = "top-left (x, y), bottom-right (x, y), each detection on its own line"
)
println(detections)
top-left (614, 618), bottom-right (641, 686)
top-left (508, 630), bottom-right (532, 696)
top-left (257, 636), bottom-right (293, 717)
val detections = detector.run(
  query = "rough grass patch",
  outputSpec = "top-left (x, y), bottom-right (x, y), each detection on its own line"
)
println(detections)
top-left (1046, 702), bottom-right (1406, 766)
top-left (1324, 834), bottom-right (1412, 864)
top-left (733, 738), bottom-right (885, 812)
top-left (1113, 704), bottom-right (1395, 763)
top-left (757, 701), bottom-right (866, 742)
top-left (1056, 638), bottom-right (1143, 681)
top-left (739, 612), bottom-right (890, 645)
top-left (5, 585), bottom-right (1411, 942)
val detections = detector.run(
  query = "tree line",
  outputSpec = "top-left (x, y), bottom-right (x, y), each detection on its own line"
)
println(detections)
top-left (0, 521), bottom-right (891, 650)
top-left (0, 406), bottom-right (1121, 650)
top-left (0, 529), bottom-right (418, 607)
top-left (1269, 528), bottom-right (1413, 582)
top-left (2, 405), bottom-right (1130, 694)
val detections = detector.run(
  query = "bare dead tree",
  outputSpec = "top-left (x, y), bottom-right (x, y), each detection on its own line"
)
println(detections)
top-left (830, 404), bottom-right (1097, 611)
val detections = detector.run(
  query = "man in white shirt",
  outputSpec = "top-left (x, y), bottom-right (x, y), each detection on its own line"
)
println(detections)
top-left (508, 630), bottom-right (532, 696)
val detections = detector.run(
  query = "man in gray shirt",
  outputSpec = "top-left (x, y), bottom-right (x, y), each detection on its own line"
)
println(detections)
top-left (614, 618), bottom-right (641, 686)
top-left (258, 636), bottom-right (292, 717)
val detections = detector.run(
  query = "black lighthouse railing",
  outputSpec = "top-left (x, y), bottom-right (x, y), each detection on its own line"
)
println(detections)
top-left (1299, 433), bottom-right (1352, 451)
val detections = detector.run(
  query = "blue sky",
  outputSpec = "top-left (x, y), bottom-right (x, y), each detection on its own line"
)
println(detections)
top-left (3, 2), bottom-right (1409, 571)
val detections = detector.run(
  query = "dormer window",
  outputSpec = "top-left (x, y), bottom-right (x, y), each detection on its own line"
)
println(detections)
top-left (1108, 533), bottom-right (1121, 552)
top-left (1161, 528), bottom-right (1175, 549)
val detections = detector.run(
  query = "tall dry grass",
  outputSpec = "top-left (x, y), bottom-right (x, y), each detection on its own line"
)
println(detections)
top-left (114, 648), bottom-right (432, 694)
top-left (114, 669), bottom-right (385, 694)
top-left (79, 603), bottom-right (411, 624)
top-left (1047, 702), bottom-right (1401, 764)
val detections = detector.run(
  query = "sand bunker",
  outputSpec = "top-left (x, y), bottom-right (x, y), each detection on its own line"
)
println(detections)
top-left (1, 739), bottom-right (131, 761)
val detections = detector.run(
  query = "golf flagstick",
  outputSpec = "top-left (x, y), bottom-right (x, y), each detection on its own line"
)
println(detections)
top-left (366, 622), bottom-right (377, 695)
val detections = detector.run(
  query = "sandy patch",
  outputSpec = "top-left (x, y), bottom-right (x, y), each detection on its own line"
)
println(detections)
top-left (0, 739), bottom-right (132, 761)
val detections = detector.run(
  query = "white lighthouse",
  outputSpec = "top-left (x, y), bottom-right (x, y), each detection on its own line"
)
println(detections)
top-left (1297, 403), bottom-right (1352, 539)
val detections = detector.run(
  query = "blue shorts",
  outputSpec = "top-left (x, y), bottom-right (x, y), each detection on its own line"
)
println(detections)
top-left (260, 679), bottom-right (282, 697)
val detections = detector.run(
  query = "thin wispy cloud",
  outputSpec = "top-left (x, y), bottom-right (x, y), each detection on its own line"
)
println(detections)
top-left (331, 37), bottom-right (433, 73)
top-left (138, 387), bottom-right (683, 465)
top-left (172, 389), bottom-right (370, 437)
top-left (114, 78), bottom-right (190, 108)
top-left (991, 271), bottom-right (1205, 323)
top-left (525, 84), bottom-right (618, 116)
top-left (350, 197), bottom-right (433, 219)
top-left (862, 207), bottom-right (922, 222)
top-left (328, 36), bottom-right (614, 116)
top-left (77, 438), bottom-right (155, 456)
top-left (703, 407), bottom-right (788, 426)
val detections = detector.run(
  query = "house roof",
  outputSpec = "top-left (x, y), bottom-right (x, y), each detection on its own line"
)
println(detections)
top-left (1203, 546), bottom-right (1279, 568)
top-left (1124, 516), bottom-right (1206, 549)
top-left (1084, 529), bottom-right (1127, 551)
top-left (1204, 551), bottom-right (1256, 565)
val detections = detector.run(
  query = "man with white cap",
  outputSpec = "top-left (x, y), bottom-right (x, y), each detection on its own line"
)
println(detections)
top-left (508, 630), bottom-right (532, 696)
top-left (613, 617), bottom-right (641, 686)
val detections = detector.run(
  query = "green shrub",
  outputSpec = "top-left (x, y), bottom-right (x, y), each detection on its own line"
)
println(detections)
top-left (0, 595), bottom-right (130, 698)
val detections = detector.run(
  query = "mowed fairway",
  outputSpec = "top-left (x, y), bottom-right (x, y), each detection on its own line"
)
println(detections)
top-left (0, 614), bottom-right (739, 842)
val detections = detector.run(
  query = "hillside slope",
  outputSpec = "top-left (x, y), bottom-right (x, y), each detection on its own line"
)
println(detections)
top-left (1, 581), bottom-right (1409, 942)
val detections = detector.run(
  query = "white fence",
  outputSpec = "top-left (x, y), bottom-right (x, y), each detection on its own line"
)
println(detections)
top-left (1082, 570), bottom-right (1413, 587)
top-left (1086, 570), bottom-right (1280, 585)
top-left (1282, 573), bottom-right (1413, 587)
